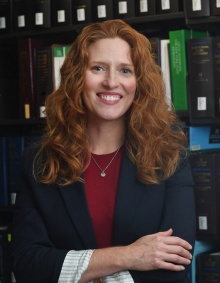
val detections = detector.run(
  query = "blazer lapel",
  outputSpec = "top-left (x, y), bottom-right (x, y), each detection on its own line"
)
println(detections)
top-left (113, 153), bottom-right (146, 246)
top-left (59, 181), bottom-right (98, 249)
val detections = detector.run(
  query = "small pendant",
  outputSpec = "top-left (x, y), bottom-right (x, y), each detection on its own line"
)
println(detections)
top-left (100, 171), bottom-right (106, 177)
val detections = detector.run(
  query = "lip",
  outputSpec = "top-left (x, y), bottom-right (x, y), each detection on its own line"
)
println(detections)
top-left (97, 92), bottom-right (122, 104)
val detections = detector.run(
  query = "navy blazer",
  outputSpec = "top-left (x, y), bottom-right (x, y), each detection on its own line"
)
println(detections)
top-left (11, 146), bottom-right (196, 283)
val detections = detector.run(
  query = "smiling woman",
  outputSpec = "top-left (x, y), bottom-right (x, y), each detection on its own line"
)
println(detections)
top-left (11, 19), bottom-right (196, 283)
top-left (83, 37), bottom-right (136, 123)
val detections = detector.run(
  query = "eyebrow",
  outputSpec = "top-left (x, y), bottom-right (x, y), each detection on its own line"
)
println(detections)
top-left (89, 61), bottom-right (134, 68)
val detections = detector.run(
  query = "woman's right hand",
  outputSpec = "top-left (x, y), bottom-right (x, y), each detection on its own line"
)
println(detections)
top-left (124, 228), bottom-right (192, 272)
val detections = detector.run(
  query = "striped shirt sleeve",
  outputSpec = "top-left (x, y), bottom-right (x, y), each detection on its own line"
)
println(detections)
top-left (58, 250), bottom-right (134, 283)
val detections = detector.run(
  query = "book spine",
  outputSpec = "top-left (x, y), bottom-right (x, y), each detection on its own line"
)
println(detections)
top-left (187, 37), bottom-right (215, 119)
top-left (210, 0), bottom-right (220, 15)
top-left (35, 45), bottom-right (53, 118)
top-left (72, 0), bottom-right (92, 24)
top-left (7, 136), bottom-right (25, 205)
top-left (184, 0), bottom-right (210, 18)
top-left (52, 44), bottom-right (71, 90)
top-left (0, 137), bottom-right (9, 207)
top-left (0, 228), bottom-right (11, 282)
top-left (213, 36), bottom-right (220, 117)
top-left (156, 0), bottom-right (182, 14)
top-left (160, 39), bottom-right (172, 108)
top-left (113, 0), bottom-right (135, 19)
top-left (92, 0), bottom-right (113, 22)
top-left (51, 0), bottom-right (72, 26)
top-left (135, 0), bottom-right (156, 17)
top-left (31, 0), bottom-right (51, 29)
top-left (0, 0), bottom-right (12, 33)
top-left (190, 152), bottom-right (217, 235)
top-left (13, 0), bottom-right (32, 31)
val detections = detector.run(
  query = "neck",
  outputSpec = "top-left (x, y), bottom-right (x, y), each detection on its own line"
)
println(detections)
top-left (87, 120), bottom-right (125, 154)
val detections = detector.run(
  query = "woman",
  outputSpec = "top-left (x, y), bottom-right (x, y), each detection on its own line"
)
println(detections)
top-left (12, 19), bottom-right (195, 283)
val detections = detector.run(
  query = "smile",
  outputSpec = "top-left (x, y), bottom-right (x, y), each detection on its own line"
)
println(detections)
top-left (100, 95), bottom-right (121, 101)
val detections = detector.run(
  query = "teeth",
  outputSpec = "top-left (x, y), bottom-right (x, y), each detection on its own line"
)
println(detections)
top-left (100, 95), bottom-right (121, 101)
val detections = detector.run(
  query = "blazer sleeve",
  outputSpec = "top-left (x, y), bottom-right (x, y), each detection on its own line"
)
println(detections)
top-left (11, 146), bottom-right (68, 283)
top-left (130, 155), bottom-right (196, 283)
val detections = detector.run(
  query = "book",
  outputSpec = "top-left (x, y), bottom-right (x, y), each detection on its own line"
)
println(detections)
top-left (160, 39), bottom-right (172, 108)
top-left (184, 0), bottom-right (210, 18)
top-left (52, 44), bottom-right (71, 90)
top-left (190, 151), bottom-right (220, 236)
top-left (0, 227), bottom-right (10, 283)
top-left (156, 0), bottom-right (183, 14)
top-left (113, 0), bottom-right (135, 19)
top-left (196, 251), bottom-right (220, 283)
top-left (0, 137), bottom-right (9, 207)
top-left (168, 29), bottom-right (207, 112)
top-left (51, 0), bottom-right (72, 26)
top-left (7, 136), bottom-right (25, 205)
top-left (31, 0), bottom-right (51, 29)
top-left (0, 45), bottom-right (19, 119)
top-left (35, 45), bottom-right (54, 118)
top-left (210, 0), bottom-right (220, 16)
top-left (189, 126), bottom-right (220, 152)
top-left (148, 37), bottom-right (161, 66)
top-left (13, 0), bottom-right (32, 31)
top-left (72, 0), bottom-right (92, 24)
top-left (18, 37), bottom-right (49, 119)
top-left (135, 0), bottom-right (156, 17)
top-left (0, 0), bottom-right (12, 33)
top-left (92, 0), bottom-right (114, 22)
top-left (190, 240), bottom-right (220, 283)
top-left (186, 36), bottom-right (220, 119)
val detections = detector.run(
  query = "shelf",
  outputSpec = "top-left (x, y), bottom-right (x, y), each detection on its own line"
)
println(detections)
top-left (0, 12), bottom-right (186, 42)
top-left (186, 15), bottom-right (220, 34)
top-left (0, 118), bottom-right (45, 126)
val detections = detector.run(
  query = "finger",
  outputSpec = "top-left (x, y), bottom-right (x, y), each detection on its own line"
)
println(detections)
top-left (163, 236), bottom-right (192, 250)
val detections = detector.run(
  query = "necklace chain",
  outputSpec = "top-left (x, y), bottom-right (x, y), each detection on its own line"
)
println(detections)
top-left (91, 146), bottom-right (121, 177)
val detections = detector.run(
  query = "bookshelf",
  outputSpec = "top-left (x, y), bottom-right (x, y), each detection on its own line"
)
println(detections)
top-left (1, 1), bottom-right (220, 282)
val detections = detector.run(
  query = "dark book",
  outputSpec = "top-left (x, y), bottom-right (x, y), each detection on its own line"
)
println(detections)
top-left (135, 0), bottom-right (156, 17)
top-left (13, 0), bottom-right (32, 31)
top-left (72, 0), bottom-right (92, 24)
top-left (92, 0), bottom-right (113, 22)
top-left (51, 0), bottom-right (72, 27)
top-left (148, 37), bottom-right (161, 66)
top-left (0, 227), bottom-right (10, 283)
top-left (18, 37), bottom-right (50, 119)
top-left (184, 0), bottom-right (210, 18)
top-left (34, 45), bottom-right (54, 118)
top-left (0, 0), bottom-right (12, 33)
top-left (113, 0), bottom-right (135, 19)
top-left (156, 0), bottom-right (183, 14)
top-left (187, 36), bottom-right (220, 119)
top-left (196, 250), bottom-right (220, 283)
top-left (210, 0), bottom-right (220, 16)
top-left (190, 151), bottom-right (220, 236)
top-left (7, 136), bottom-right (25, 205)
top-left (0, 45), bottom-right (19, 119)
top-left (31, 0), bottom-right (51, 29)
top-left (0, 137), bottom-right (9, 207)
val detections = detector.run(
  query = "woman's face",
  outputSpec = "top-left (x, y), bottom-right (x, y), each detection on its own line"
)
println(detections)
top-left (82, 37), bottom-right (137, 123)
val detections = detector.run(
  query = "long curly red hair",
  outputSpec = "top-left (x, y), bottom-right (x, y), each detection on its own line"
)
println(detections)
top-left (34, 19), bottom-right (187, 185)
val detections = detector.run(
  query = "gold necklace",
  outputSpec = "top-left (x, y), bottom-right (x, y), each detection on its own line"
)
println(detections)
top-left (91, 146), bottom-right (121, 177)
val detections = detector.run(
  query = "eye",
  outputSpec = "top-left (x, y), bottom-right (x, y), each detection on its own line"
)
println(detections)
top-left (91, 66), bottom-right (105, 72)
top-left (121, 68), bottom-right (132, 75)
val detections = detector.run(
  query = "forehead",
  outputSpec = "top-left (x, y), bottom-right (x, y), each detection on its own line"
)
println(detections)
top-left (87, 37), bottom-right (132, 61)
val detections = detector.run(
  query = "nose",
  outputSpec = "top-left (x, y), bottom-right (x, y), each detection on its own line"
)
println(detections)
top-left (102, 71), bottom-right (119, 89)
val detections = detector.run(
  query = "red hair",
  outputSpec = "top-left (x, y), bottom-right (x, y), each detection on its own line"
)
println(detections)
top-left (34, 19), bottom-right (187, 185)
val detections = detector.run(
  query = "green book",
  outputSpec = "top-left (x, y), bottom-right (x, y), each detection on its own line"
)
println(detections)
top-left (52, 44), bottom-right (71, 90)
top-left (169, 29), bottom-right (208, 111)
